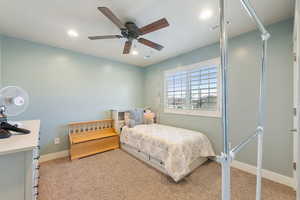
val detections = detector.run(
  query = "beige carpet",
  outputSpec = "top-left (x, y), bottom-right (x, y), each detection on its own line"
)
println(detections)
top-left (39, 149), bottom-right (295, 200)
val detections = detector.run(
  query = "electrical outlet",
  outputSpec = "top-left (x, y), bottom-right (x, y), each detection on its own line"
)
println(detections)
top-left (54, 137), bottom-right (60, 145)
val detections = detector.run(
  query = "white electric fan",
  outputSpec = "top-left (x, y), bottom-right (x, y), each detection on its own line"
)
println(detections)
top-left (0, 86), bottom-right (30, 139)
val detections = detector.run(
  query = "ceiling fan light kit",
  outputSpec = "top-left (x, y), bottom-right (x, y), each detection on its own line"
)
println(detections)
top-left (89, 7), bottom-right (170, 55)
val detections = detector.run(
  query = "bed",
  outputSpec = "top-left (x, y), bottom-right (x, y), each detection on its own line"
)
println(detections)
top-left (120, 124), bottom-right (215, 182)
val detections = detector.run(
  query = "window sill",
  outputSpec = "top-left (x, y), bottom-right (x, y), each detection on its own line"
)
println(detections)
top-left (163, 109), bottom-right (221, 118)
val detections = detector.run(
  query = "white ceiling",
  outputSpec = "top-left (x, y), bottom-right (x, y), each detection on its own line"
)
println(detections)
top-left (0, 0), bottom-right (294, 67)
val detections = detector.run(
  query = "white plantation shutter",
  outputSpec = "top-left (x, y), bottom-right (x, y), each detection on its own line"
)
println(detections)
top-left (166, 71), bottom-right (188, 109)
top-left (164, 58), bottom-right (221, 117)
top-left (189, 65), bottom-right (218, 110)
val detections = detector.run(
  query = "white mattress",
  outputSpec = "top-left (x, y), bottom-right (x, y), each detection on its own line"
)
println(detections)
top-left (121, 124), bottom-right (215, 181)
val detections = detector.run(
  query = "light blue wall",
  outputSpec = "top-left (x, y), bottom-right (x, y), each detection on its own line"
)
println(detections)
top-left (144, 19), bottom-right (294, 177)
top-left (1, 36), bottom-right (145, 154)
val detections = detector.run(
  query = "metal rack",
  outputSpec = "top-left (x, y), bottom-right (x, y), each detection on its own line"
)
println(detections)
top-left (217, 0), bottom-right (270, 200)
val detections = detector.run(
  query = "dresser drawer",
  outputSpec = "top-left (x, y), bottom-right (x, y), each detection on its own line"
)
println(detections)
top-left (70, 135), bottom-right (119, 160)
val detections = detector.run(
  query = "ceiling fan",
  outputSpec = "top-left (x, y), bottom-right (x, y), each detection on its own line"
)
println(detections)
top-left (88, 7), bottom-right (170, 55)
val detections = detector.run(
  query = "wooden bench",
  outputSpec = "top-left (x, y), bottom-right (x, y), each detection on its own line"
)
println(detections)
top-left (68, 119), bottom-right (119, 160)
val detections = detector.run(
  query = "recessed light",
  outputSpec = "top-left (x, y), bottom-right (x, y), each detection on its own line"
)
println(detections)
top-left (132, 50), bottom-right (139, 55)
top-left (199, 9), bottom-right (213, 20)
top-left (67, 30), bottom-right (79, 38)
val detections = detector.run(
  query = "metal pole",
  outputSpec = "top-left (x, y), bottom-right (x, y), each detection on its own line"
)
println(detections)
top-left (239, 0), bottom-right (270, 39)
top-left (219, 0), bottom-right (230, 199)
top-left (230, 131), bottom-right (259, 159)
top-left (256, 38), bottom-right (268, 200)
top-left (217, 0), bottom-right (270, 199)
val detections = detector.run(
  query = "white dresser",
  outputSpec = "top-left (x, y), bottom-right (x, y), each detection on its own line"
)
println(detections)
top-left (0, 120), bottom-right (40, 200)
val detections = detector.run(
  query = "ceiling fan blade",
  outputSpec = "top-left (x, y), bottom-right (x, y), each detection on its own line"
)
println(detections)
top-left (98, 7), bottom-right (125, 29)
top-left (88, 35), bottom-right (122, 40)
top-left (123, 41), bottom-right (132, 54)
top-left (138, 38), bottom-right (164, 51)
top-left (139, 18), bottom-right (170, 35)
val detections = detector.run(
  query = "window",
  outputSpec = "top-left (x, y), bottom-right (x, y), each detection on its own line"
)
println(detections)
top-left (164, 58), bottom-right (221, 117)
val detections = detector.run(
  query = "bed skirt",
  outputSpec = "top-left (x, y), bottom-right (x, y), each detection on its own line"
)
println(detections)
top-left (121, 142), bottom-right (208, 182)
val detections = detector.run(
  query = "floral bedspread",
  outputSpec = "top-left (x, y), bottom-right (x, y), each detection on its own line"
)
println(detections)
top-left (121, 124), bottom-right (215, 181)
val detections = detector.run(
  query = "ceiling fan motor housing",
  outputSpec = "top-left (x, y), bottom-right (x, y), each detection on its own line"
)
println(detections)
top-left (89, 7), bottom-right (170, 54)
top-left (122, 22), bottom-right (141, 40)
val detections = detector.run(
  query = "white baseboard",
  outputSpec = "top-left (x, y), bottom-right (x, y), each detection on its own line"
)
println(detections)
top-left (231, 160), bottom-right (295, 189)
top-left (39, 150), bottom-right (69, 163)
top-left (39, 150), bottom-right (295, 188)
